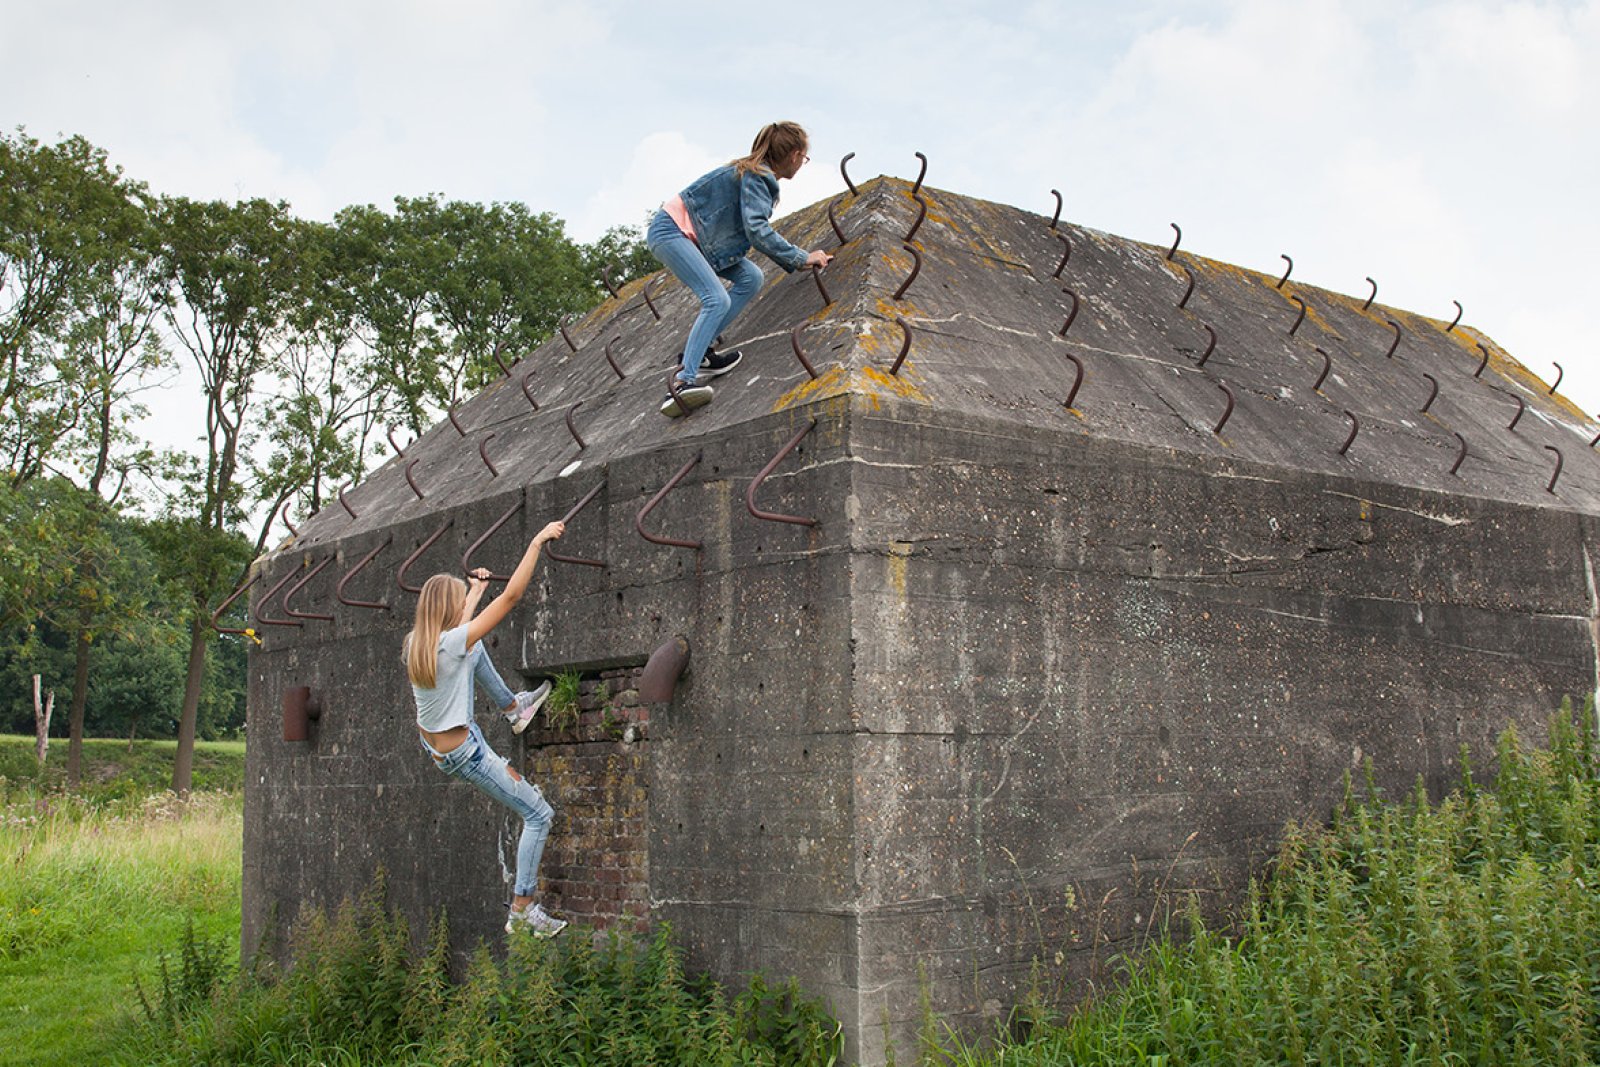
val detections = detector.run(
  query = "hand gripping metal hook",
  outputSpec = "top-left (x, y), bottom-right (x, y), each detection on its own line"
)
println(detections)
top-left (1063, 352), bottom-right (1085, 410)
top-left (600, 264), bottom-right (621, 300)
top-left (461, 499), bottom-right (525, 581)
top-left (747, 418), bottom-right (819, 527)
top-left (890, 317), bottom-right (914, 376)
top-left (1196, 325), bottom-right (1218, 368)
top-left (1212, 382), bottom-right (1236, 436)
top-left (1052, 233), bottom-right (1072, 279)
top-left (910, 151), bottom-right (928, 196)
top-left (565, 401), bottom-right (587, 450)
top-left (905, 194), bottom-right (928, 243)
top-left (840, 152), bottom-right (858, 196)
top-left (1447, 300), bottom-right (1463, 333)
top-left (810, 264), bottom-right (832, 308)
top-left (1549, 362), bottom-right (1563, 396)
top-left (1049, 189), bottom-right (1062, 230)
top-left (1178, 264), bottom-right (1195, 309)
top-left (521, 370), bottom-right (540, 412)
top-left (636, 454), bottom-right (703, 550)
top-left (1420, 373), bottom-right (1439, 413)
top-left (404, 458), bottom-right (427, 500)
top-left (1276, 254), bottom-right (1293, 290)
top-left (1289, 297), bottom-right (1307, 336)
top-left (893, 244), bottom-right (922, 301)
top-left (397, 517), bottom-right (455, 593)
top-left (1313, 348), bottom-right (1332, 392)
top-left (1384, 320), bottom-right (1402, 359)
top-left (477, 433), bottom-right (499, 478)
top-left (1167, 223), bottom-right (1182, 260)
top-left (338, 483), bottom-right (358, 520)
top-left (1545, 445), bottom-right (1564, 494)
top-left (1474, 343), bottom-right (1490, 378)
top-left (790, 323), bottom-right (819, 380)
top-left (1059, 289), bottom-right (1080, 337)
top-left (547, 480), bottom-right (607, 568)
top-left (210, 571), bottom-right (263, 637)
top-left (1507, 394), bottom-right (1526, 432)
top-left (604, 336), bottom-right (627, 380)
top-left (1450, 433), bottom-right (1468, 476)
top-left (828, 197), bottom-right (848, 246)
top-left (1362, 277), bottom-right (1378, 311)
top-left (1338, 410), bottom-right (1360, 457)
top-left (283, 554), bottom-right (336, 622)
top-left (337, 536), bottom-right (393, 611)
top-left (558, 315), bottom-right (579, 353)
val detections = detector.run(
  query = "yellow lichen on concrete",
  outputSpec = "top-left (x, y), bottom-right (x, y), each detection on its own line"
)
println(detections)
top-left (770, 361), bottom-right (928, 415)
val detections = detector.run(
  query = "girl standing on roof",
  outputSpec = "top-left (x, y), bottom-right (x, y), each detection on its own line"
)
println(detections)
top-left (407, 521), bottom-right (568, 938)
top-left (648, 121), bottom-right (833, 417)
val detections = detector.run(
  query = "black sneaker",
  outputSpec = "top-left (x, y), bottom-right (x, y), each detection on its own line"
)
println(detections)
top-left (660, 383), bottom-right (714, 418)
top-left (676, 346), bottom-right (743, 380)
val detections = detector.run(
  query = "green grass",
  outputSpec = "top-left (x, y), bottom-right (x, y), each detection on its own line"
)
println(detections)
top-left (0, 739), bottom-right (244, 1067)
top-left (0, 733), bottom-right (245, 798)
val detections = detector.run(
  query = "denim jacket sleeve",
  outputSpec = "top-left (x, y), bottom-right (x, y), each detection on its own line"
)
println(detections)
top-left (739, 170), bottom-right (809, 273)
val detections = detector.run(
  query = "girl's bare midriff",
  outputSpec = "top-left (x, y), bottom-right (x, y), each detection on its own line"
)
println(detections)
top-left (419, 725), bottom-right (468, 754)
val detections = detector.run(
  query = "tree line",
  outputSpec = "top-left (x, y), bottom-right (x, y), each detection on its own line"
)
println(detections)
top-left (0, 128), bottom-right (651, 791)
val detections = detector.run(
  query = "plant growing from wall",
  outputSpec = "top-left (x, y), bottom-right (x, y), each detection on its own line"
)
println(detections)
top-left (542, 669), bottom-right (582, 732)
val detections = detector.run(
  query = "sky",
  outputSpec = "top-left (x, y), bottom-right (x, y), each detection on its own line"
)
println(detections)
top-left (5, 0), bottom-right (1599, 456)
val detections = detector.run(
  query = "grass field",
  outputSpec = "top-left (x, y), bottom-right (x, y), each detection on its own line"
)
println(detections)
top-left (0, 736), bottom-right (244, 1067)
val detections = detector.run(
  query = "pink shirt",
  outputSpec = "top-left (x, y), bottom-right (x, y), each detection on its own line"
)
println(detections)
top-left (664, 194), bottom-right (698, 242)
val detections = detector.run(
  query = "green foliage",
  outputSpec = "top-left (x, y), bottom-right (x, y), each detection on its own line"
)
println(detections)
top-left (543, 668), bottom-right (583, 731)
top-left (119, 889), bottom-right (844, 1067)
top-left (0, 735), bottom-right (245, 799)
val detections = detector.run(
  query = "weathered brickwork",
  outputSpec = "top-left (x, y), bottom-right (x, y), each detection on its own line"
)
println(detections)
top-left (523, 666), bottom-right (650, 929)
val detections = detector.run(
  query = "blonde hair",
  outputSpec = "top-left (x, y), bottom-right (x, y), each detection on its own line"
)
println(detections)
top-left (405, 574), bottom-right (465, 688)
top-left (732, 121), bottom-right (808, 177)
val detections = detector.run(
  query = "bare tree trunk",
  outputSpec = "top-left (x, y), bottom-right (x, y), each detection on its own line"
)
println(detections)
top-left (171, 614), bottom-right (207, 796)
top-left (127, 716), bottom-right (138, 752)
top-left (66, 626), bottom-right (91, 786)
top-left (32, 675), bottom-right (54, 764)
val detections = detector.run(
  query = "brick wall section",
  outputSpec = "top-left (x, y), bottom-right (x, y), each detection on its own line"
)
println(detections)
top-left (521, 666), bottom-right (650, 930)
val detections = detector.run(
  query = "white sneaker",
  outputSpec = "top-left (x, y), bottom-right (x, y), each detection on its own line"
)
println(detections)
top-left (505, 902), bottom-right (568, 938)
top-left (504, 681), bottom-right (552, 734)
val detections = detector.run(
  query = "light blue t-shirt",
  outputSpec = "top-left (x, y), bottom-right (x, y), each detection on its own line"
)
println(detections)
top-left (412, 624), bottom-right (474, 732)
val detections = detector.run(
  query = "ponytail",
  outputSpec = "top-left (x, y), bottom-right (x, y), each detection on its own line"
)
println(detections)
top-left (732, 121), bottom-right (808, 176)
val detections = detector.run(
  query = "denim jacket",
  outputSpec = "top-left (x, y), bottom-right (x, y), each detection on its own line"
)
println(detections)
top-left (679, 165), bottom-right (809, 274)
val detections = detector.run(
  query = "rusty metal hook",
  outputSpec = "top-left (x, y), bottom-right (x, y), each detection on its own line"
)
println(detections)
top-left (1507, 394), bottom-right (1526, 432)
top-left (1053, 233), bottom-right (1072, 279)
top-left (1064, 352), bottom-right (1085, 410)
top-left (279, 500), bottom-right (300, 538)
top-left (1059, 289), bottom-right (1080, 337)
top-left (521, 370), bottom-right (540, 412)
top-left (905, 194), bottom-right (928, 243)
top-left (1447, 300), bottom-right (1463, 333)
top-left (492, 348), bottom-right (513, 378)
top-left (840, 152), bottom-right (858, 196)
top-left (1212, 382), bottom-right (1236, 436)
top-left (1338, 410), bottom-right (1360, 456)
top-left (283, 554), bottom-right (336, 622)
top-left (1450, 432), bottom-right (1468, 476)
top-left (338, 483), bottom-right (358, 520)
top-left (911, 151), bottom-right (928, 196)
top-left (447, 404), bottom-right (467, 437)
top-left (546, 480), bottom-right (607, 568)
top-left (558, 314), bottom-right (578, 353)
top-left (1362, 277), bottom-right (1377, 311)
top-left (1289, 296), bottom-right (1307, 336)
top-left (636, 453), bottom-right (703, 550)
top-left (1167, 223), bottom-right (1182, 260)
top-left (890, 317), bottom-right (914, 376)
top-left (386, 426), bottom-right (409, 458)
top-left (404, 458), bottom-right (427, 500)
top-left (1420, 373), bottom-right (1439, 413)
top-left (477, 433), bottom-right (499, 478)
top-left (1277, 254), bottom-right (1293, 290)
top-left (1178, 264), bottom-right (1195, 309)
top-left (337, 536), bottom-right (392, 611)
top-left (790, 323), bottom-right (819, 380)
top-left (1474, 342), bottom-right (1490, 378)
top-left (210, 571), bottom-right (263, 637)
top-left (600, 264), bottom-right (620, 300)
top-left (893, 244), bottom-right (922, 301)
top-left (255, 564), bottom-right (307, 629)
top-left (1313, 347), bottom-right (1332, 392)
top-left (811, 264), bottom-right (832, 308)
top-left (665, 372), bottom-right (690, 415)
top-left (828, 196), bottom-right (847, 246)
top-left (397, 517), bottom-right (455, 593)
top-left (565, 401), bottom-right (587, 450)
top-left (1549, 362), bottom-right (1563, 396)
top-left (462, 499), bottom-right (525, 581)
top-left (1196, 325), bottom-right (1218, 368)
top-left (1049, 189), bottom-right (1062, 230)
top-left (748, 418), bottom-right (819, 527)
top-left (1384, 320), bottom-right (1402, 359)
top-left (640, 276), bottom-right (662, 321)
top-left (1545, 445), bottom-right (1564, 494)
top-left (604, 336), bottom-right (627, 380)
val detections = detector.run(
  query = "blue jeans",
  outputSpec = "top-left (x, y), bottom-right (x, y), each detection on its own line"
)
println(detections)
top-left (471, 643), bottom-right (515, 712)
top-left (647, 208), bottom-right (764, 384)
top-left (422, 721), bottom-right (554, 898)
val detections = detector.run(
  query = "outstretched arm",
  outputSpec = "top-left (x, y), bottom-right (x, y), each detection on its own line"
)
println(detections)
top-left (464, 521), bottom-right (565, 650)
top-left (458, 568), bottom-right (491, 626)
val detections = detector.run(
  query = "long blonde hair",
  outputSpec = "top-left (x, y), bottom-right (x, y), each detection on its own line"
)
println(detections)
top-left (732, 121), bottom-right (808, 176)
top-left (406, 574), bottom-right (465, 688)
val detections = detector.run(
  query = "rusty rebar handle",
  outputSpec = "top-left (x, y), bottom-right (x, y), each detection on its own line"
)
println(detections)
top-left (636, 454), bottom-right (703, 550)
top-left (337, 537), bottom-right (392, 611)
top-left (1313, 348), bottom-right (1331, 392)
top-left (521, 370), bottom-right (540, 412)
top-left (478, 434), bottom-right (499, 478)
top-left (840, 152), bottom-right (858, 196)
top-left (1446, 300), bottom-right (1463, 332)
top-left (405, 458), bottom-right (427, 500)
top-left (1338, 411), bottom-right (1360, 457)
top-left (1474, 343), bottom-right (1490, 378)
top-left (604, 336), bottom-right (626, 380)
top-left (1049, 189), bottom-right (1062, 230)
top-left (1196, 325), bottom-right (1218, 368)
top-left (893, 244), bottom-right (922, 301)
top-left (1212, 382), bottom-right (1236, 436)
top-left (811, 264), bottom-right (831, 308)
top-left (461, 499), bottom-right (525, 582)
top-left (279, 500), bottom-right (299, 537)
top-left (211, 571), bottom-right (263, 636)
top-left (747, 419), bottom-right (819, 527)
top-left (1363, 277), bottom-right (1378, 311)
top-left (828, 196), bottom-right (848, 246)
top-left (338, 483), bottom-right (358, 519)
top-left (547, 480), bottom-right (607, 568)
top-left (1289, 297), bottom-right (1307, 336)
top-left (255, 564), bottom-right (307, 629)
top-left (283, 555), bottom-right (336, 622)
top-left (1178, 264), bottom-right (1195, 309)
top-left (1277, 254), bottom-right (1293, 290)
top-left (1420, 373), bottom-right (1439, 413)
top-left (1546, 445), bottom-right (1564, 494)
top-left (1450, 432), bottom-right (1468, 476)
top-left (641, 276), bottom-right (662, 321)
top-left (1053, 233), bottom-right (1072, 279)
top-left (905, 194), bottom-right (928, 243)
top-left (1064, 352), bottom-right (1085, 410)
top-left (1167, 222), bottom-right (1182, 260)
top-left (911, 151), bottom-right (928, 196)
top-left (1384, 320), bottom-right (1402, 359)
top-left (791, 324), bottom-right (819, 380)
top-left (397, 518), bottom-right (455, 594)
top-left (889, 318), bottom-right (914, 376)
top-left (1507, 394), bottom-right (1526, 432)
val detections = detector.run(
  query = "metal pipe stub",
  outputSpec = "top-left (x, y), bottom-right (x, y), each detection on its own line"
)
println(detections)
top-left (638, 636), bottom-right (691, 703)
top-left (282, 686), bottom-right (322, 743)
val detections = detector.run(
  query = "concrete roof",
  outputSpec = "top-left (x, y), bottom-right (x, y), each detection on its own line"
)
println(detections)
top-left (282, 175), bottom-right (1600, 554)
